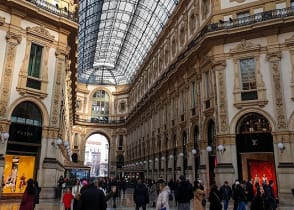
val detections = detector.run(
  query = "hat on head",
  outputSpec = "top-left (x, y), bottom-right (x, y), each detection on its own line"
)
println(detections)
top-left (179, 175), bottom-right (186, 181)
top-left (157, 178), bottom-right (166, 184)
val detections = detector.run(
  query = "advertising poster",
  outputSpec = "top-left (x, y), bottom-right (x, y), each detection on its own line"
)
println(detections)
top-left (2, 155), bottom-right (35, 194)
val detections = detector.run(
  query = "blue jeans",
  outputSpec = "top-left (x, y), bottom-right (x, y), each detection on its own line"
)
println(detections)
top-left (223, 199), bottom-right (229, 210)
top-left (237, 201), bottom-right (246, 210)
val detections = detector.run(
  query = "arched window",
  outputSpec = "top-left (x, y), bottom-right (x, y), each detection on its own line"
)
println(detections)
top-left (91, 90), bottom-right (110, 122)
top-left (9, 101), bottom-right (42, 144)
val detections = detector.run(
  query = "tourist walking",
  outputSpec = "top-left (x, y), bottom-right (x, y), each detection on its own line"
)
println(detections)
top-left (193, 181), bottom-right (205, 210)
top-left (62, 187), bottom-right (73, 210)
top-left (156, 179), bottom-right (170, 210)
top-left (77, 179), bottom-right (107, 210)
top-left (175, 175), bottom-right (194, 210)
top-left (72, 179), bottom-right (81, 210)
top-left (149, 180), bottom-right (157, 207)
top-left (133, 178), bottom-right (149, 210)
top-left (19, 178), bottom-right (35, 210)
top-left (220, 181), bottom-right (232, 210)
top-left (208, 184), bottom-right (222, 210)
top-left (33, 180), bottom-right (41, 210)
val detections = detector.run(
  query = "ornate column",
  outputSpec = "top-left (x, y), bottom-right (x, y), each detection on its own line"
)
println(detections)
top-left (0, 32), bottom-right (21, 116)
top-left (267, 52), bottom-right (287, 130)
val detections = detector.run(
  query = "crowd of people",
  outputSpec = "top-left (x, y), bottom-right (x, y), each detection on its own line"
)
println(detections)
top-left (19, 175), bottom-right (280, 210)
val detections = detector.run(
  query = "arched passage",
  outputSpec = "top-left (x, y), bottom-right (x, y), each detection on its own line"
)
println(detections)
top-left (3, 101), bottom-right (42, 194)
top-left (84, 133), bottom-right (109, 177)
top-left (236, 112), bottom-right (277, 196)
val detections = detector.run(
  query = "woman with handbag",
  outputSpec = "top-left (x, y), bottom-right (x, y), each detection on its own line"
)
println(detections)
top-left (193, 181), bottom-right (205, 210)
top-left (156, 179), bottom-right (170, 210)
top-left (208, 184), bottom-right (222, 210)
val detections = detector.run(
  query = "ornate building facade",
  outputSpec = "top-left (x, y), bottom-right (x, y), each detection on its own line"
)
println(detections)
top-left (1, 0), bottom-right (294, 205)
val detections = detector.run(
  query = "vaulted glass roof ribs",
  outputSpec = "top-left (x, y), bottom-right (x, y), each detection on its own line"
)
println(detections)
top-left (78, 0), bottom-right (179, 85)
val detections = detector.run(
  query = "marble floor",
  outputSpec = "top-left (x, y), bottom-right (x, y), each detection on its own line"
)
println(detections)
top-left (0, 189), bottom-right (293, 210)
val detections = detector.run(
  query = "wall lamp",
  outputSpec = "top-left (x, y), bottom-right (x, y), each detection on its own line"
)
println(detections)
top-left (0, 132), bottom-right (9, 144)
top-left (161, 156), bottom-right (165, 160)
top-left (206, 146), bottom-right (212, 152)
top-left (217, 144), bottom-right (226, 153)
top-left (192, 148), bottom-right (197, 155)
top-left (278, 142), bottom-right (285, 152)
top-left (52, 137), bottom-right (63, 148)
top-left (179, 152), bottom-right (184, 157)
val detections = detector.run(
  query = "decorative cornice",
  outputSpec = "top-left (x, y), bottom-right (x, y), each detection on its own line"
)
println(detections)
top-left (230, 39), bottom-right (261, 54)
top-left (26, 25), bottom-right (55, 42)
top-left (0, 16), bottom-right (5, 26)
top-left (229, 0), bottom-right (246, 2)
top-left (6, 31), bottom-right (22, 45)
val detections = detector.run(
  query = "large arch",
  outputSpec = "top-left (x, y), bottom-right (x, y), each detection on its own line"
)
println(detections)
top-left (235, 112), bottom-right (278, 196)
top-left (7, 96), bottom-right (49, 127)
top-left (229, 108), bottom-right (276, 134)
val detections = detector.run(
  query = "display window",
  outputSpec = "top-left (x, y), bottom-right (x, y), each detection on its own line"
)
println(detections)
top-left (2, 155), bottom-right (35, 194)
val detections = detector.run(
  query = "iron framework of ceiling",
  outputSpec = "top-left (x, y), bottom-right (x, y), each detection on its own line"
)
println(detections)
top-left (78, 0), bottom-right (179, 85)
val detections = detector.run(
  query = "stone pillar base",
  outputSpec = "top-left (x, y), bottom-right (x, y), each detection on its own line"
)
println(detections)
top-left (215, 163), bottom-right (235, 186)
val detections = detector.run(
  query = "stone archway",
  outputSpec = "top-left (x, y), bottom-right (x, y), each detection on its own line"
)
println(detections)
top-left (235, 112), bottom-right (278, 196)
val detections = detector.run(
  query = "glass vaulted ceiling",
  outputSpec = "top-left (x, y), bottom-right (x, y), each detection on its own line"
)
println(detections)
top-left (78, 0), bottom-right (179, 85)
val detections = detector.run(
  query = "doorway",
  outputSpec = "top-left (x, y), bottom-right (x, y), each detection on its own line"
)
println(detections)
top-left (236, 112), bottom-right (277, 195)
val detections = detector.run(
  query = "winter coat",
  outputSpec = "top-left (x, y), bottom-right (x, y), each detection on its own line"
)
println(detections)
top-left (149, 183), bottom-right (158, 202)
top-left (133, 183), bottom-right (149, 205)
top-left (19, 188), bottom-right (35, 210)
top-left (209, 189), bottom-right (222, 210)
top-left (175, 180), bottom-right (194, 203)
top-left (63, 192), bottom-right (74, 209)
top-left (156, 186), bottom-right (170, 210)
top-left (193, 188), bottom-right (205, 210)
top-left (77, 185), bottom-right (107, 210)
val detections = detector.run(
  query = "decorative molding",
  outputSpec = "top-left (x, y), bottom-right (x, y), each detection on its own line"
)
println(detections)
top-left (231, 41), bottom-right (268, 109)
top-left (267, 53), bottom-right (287, 129)
top-left (230, 39), bottom-right (261, 55)
top-left (215, 61), bottom-right (228, 133)
top-left (0, 32), bottom-right (22, 116)
top-left (0, 16), bottom-right (5, 26)
top-left (26, 25), bottom-right (55, 43)
top-left (229, 0), bottom-right (246, 3)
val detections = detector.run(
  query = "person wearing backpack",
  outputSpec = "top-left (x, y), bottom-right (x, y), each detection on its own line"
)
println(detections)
top-left (175, 175), bottom-right (194, 210)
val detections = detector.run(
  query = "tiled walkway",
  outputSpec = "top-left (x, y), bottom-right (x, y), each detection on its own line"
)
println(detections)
top-left (0, 189), bottom-right (293, 210)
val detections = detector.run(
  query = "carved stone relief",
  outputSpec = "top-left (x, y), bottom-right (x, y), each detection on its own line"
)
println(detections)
top-left (50, 49), bottom-right (67, 126)
top-left (214, 61), bottom-right (228, 133)
top-left (267, 53), bottom-right (287, 129)
top-left (0, 16), bottom-right (5, 26)
top-left (0, 32), bottom-right (21, 116)
top-left (285, 35), bottom-right (294, 101)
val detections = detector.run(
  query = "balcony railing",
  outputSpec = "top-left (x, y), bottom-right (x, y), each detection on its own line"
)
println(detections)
top-left (206, 7), bottom-right (294, 33)
top-left (76, 116), bottom-right (126, 125)
top-left (26, 0), bottom-right (77, 22)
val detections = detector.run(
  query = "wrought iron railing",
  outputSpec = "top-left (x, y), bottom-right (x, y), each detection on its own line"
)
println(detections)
top-left (76, 116), bottom-right (126, 125)
top-left (26, 0), bottom-right (77, 22)
top-left (130, 7), bottom-right (294, 119)
top-left (206, 7), bottom-right (294, 33)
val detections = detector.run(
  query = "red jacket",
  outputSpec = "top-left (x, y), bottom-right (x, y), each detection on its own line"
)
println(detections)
top-left (63, 192), bottom-right (74, 208)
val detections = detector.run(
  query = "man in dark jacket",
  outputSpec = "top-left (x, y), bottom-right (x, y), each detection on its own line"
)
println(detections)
top-left (175, 175), bottom-right (194, 210)
top-left (77, 179), bottom-right (106, 210)
top-left (220, 181), bottom-right (232, 210)
top-left (133, 179), bottom-right (149, 210)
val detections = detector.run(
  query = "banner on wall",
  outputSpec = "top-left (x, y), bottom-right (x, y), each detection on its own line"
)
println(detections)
top-left (2, 155), bottom-right (35, 194)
